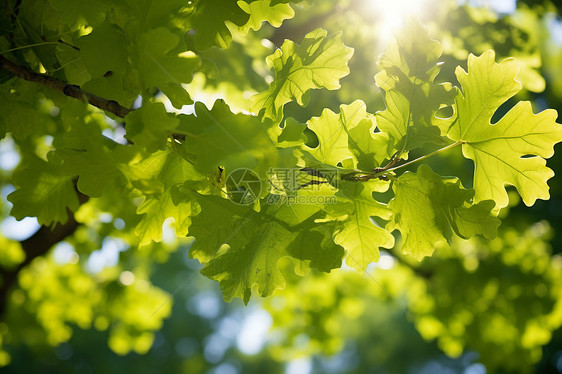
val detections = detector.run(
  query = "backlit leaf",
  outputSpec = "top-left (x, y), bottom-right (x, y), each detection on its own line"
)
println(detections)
top-left (445, 50), bottom-right (562, 208)
top-left (8, 156), bottom-right (79, 227)
top-left (238, 0), bottom-right (294, 34)
top-left (329, 180), bottom-right (395, 270)
top-left (375, 18), bottom-right (455, 152)
top-left (388, 165), bottom-right (500, 260)
top-left (187, 0), bottom-right (250, 50)
top-left (251, 28), bottom-right (353, 122)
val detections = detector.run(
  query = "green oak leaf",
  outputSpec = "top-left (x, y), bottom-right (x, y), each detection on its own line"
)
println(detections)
top-left (304, 101), bottom-right (366, 166)
top-left (52, 103), bottom-right (133, 198)
top-left (125, 144), bottom-right (205, 245)
top-left (82, 73), bottom-right (138, 109)
top-left (388, 165), bottom-right (500, 260)
top-left (136, 27), bottom-right (199, 108)
top-left (251, 28), bottom-right (353, 122)
top-left (122, 0), bottom-right (189, 29)
top-left (0, 79), bottom-right (50, 140)
top-left (445, 50), bottom-right (562, 208)
top-left (327, 180), bottom-right (395, 270)
top-left (276, 117), bottom-right (307, 148)
top-left (191, 185), bottom-right (340, 303)
top-left (286, 227), bottom-right (344, 274)
top-left (56, 42), bottom-right (90, 86)
top-left (377, 17), bottom-right (443, 86)
top-left (187, 0), bottom-right (250, 50)
top-left (268, 184), bottom-right (343, 273)
top-left (125, 143), bottom-right (206, 193)
top-left (54, 120), bottom-right (127, 197)
top-left (269, 182), bottom-right (338, 224)
top-left (375, 90), bottom-right (413, 153)
top-left (125, 101), bottom-right (179, 152)
top-left (238, 0), bottom-right (294, 34)
top-left (0, 15), bottom-right (14, 37)
top-left (348, 115), bottom-right (391, 171)
top-left (190, 195), bottom-right (293, 304)
top-left (201, 219), bottom-right (295, 304)
top-left (176, 100), bottom-right (278, 176)
top-left (0, 101), bottom-right (40, 141)
top-left (47, 0), bottom-right (108, 28)
top-left (8, 156), bottom-right (79, 227)
top-left (79, 22), bottom-right (128, 78)
top-left (375, 17), bottom-right (455, 152)
top-left (135, 186), bottom-right (200, 247)
top-left (188, 195), bottom-right (253, 264)
top-left (304, 100), bottom-right (389, 169)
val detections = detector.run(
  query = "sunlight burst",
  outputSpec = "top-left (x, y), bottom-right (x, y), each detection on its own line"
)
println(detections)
top-left (367, 0), bottom-right (431, 42)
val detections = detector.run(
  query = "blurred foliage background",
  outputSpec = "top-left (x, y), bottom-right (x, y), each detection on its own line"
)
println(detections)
top-left (1, 0), bottom-right (562, 373)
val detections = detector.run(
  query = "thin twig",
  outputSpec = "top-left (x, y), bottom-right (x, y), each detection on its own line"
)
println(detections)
top-left (0, 55), bottom-right (133, 118)
top-left (384, 140), bottom-right (463, 174)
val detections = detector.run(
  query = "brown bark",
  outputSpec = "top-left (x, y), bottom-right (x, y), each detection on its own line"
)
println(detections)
top-left (0, 55), bottom-right (132, 118)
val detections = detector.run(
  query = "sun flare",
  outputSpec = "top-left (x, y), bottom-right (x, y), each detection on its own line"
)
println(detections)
top-left (367, 0), bottom-right (432, 42)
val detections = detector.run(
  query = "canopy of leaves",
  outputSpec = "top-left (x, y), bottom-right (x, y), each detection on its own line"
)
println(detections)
top-left (375, 17), bottom-right (455, 153)
top-left (1, 0), bottom-right (562, 372)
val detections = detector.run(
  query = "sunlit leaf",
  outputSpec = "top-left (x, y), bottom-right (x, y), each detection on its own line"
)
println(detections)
top-left (329, 180), bottom-right (395, 270)
top-left (251, 28), bottom-right (353, 122)
top-left (388, 165), bottom-right (500, 260)
top-left (8, 156), bottom-right (79, 227)
top-left (445, 50), bottom-right (562, 208)
top-left (375, 17), bottom-right (455, 152)
top-left (238, 0), bottom-right (294, 33)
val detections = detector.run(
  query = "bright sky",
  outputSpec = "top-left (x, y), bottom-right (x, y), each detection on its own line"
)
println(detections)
top-left (1, 184), bottom-right (40, 241)
top-left (461, 0), bottom-right (516, 14)
top-left (368, 0), bottom-right (517, 43)
top-left (368, 0), bottom-right (433, 41)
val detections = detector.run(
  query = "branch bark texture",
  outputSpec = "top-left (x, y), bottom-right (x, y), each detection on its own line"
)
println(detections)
top-left (0, 55), bottom-right (133, 118)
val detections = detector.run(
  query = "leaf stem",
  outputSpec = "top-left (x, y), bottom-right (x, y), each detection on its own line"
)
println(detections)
top-left (332, 141), bottom-right (464, 182)
top-left (384, 140), bottom-right (463, 174)
top-left (0, 41), bottom-right (60, 54)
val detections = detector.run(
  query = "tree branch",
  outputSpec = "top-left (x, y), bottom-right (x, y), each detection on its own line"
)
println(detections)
top-left (0, 55), bottom-right (133, 118)
top-left (0, 55), bottom-right (135, 316)
top-left (0, 188), bottom-right (89, 316)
